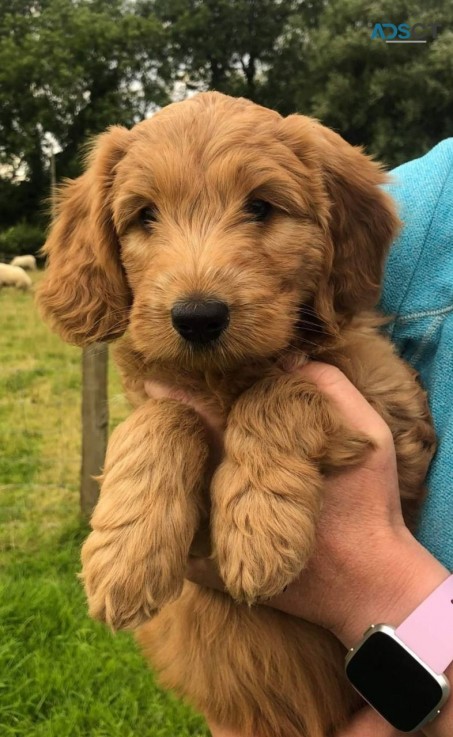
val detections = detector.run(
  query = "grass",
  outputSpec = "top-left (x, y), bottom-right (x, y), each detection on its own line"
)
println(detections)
top-left (0, 272), bottom-right (209, 737)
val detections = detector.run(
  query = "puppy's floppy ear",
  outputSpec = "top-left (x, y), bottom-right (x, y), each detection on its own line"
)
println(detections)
top-left (281, 116), bottom-right (400, 317)
top-left (37, 126), bottom-right (131, 346)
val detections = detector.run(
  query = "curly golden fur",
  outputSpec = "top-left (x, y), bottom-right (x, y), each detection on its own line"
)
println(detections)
top-left (37, 92), bottom-right (436, 737)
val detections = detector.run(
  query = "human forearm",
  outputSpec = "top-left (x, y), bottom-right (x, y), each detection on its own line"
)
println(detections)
top-left (333, 529), bottom-right (453, 737)
top-left (330, 528), bottom-right (449, 650)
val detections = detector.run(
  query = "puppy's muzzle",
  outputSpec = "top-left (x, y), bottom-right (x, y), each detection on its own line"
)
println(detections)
top-left (171, 299), bottom-right (230, 345)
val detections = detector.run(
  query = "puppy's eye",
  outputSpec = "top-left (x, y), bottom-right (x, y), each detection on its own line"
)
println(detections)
top-left (245, 199), bottom-right (272, 222)
top-left (139, 205), bottom-right (158, 228)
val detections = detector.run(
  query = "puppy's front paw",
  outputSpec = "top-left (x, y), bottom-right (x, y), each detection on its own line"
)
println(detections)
top-left (80, 399), bottom-right (208, 630)
top-left (217, 534), bottom-right (303, 604)
top-left (81, 524), bottom-right (186, 630)
top-left (212, 460), bottom-right (321, 604)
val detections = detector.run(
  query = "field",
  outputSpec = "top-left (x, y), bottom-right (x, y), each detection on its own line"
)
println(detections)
top-left (0, 272), bottom-right (209, 737)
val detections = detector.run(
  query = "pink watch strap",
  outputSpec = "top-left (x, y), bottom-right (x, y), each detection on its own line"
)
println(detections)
top-left (395, 574), bottom-right (453, 674)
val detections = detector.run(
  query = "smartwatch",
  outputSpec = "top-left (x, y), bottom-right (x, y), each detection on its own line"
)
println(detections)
top-left (345, 574), bottom-right (453, 732)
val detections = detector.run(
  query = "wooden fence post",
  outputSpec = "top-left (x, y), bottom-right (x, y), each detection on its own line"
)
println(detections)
top-left (80, 343), bottom-right (109, 517)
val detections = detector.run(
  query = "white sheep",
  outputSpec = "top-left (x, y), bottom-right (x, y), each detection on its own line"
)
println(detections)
top-left (0, 263), bottom-right (32, 291)
top-left (10, 254), bottom-right (37, 270)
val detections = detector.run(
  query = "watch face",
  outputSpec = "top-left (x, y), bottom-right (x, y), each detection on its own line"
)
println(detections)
top-left (346, 629), bottom-right (444, 732)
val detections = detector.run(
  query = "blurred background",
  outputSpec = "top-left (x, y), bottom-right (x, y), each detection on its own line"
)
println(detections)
top-left (0, 1), bottom-right (452, 735)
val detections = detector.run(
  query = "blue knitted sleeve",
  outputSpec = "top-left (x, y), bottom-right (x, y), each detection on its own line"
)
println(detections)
top-left (380, 139), bottom-right (453, 568)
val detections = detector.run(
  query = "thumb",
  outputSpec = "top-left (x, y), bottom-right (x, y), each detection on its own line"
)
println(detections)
top-left (296, 362), bottom-right (392, 448)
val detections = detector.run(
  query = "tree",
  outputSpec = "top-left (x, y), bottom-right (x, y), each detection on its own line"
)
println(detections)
top-left (1, 0), bottom-right (452, 235)
top-left (263, 0), bottom-right (453, 166)
top-left (148, 0), bottom-right (301, 100)
top-left (147, 0), bottom-right (453, 166)
top-left (0, 0), bottom-right (169, 227)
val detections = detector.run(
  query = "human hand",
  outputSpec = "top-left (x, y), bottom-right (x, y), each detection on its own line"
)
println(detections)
top-left (207, 707), bottom-right (424, 737)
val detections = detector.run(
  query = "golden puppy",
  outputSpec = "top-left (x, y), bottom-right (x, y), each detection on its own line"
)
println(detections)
top-left (37, 92), bottom-right (435, 737)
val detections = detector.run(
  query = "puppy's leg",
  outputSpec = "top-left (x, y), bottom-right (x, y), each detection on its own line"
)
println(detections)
top-left (81, 399), bottom-right (209, 630)
top-left (212, 373), bottom-right (371, 603)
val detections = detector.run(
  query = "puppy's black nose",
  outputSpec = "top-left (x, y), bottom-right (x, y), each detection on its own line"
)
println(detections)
top-left (171, 300), bottom-right (230, 344)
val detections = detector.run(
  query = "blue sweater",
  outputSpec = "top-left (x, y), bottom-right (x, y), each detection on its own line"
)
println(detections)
top-left (380, 139), bottom-right (453, 568)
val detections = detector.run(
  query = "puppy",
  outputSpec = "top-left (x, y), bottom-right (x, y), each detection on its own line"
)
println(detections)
top-left (37, 92), bottom-right (435, 737)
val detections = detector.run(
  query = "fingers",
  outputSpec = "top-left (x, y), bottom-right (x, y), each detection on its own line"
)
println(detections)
top-left (145, 364), bottom-right (388, 439)
top-left (185, 556), bottom-right (226, 592)
top-left (144, 380), bottom-right (225, 461)
top-left (144, 380), bottom-right (192, 405)
top-left (145, 363), bottom-right (391, 450)
top-left (335, 706), bottom-right (416, 737)
top-left (296, 362), bottom-right (393, 448)
top-left (207, 722), bottom-right (246, 737)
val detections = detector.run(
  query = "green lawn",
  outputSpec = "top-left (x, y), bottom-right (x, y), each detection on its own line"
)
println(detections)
top-left (0, 272), bottom-right (209, 737)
